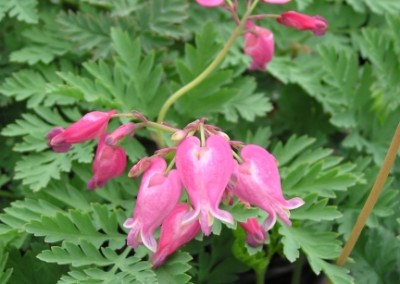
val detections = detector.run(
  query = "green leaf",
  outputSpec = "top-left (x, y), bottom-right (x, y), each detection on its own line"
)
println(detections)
top-left (14, 152), bottom-right (72, 191)
top-left (81, 0), bottom-right (142, 17)
top-left (280, 226), bottom-right (342, 262)
top-left (110, 28), bottom-right (165, 118)
top-left (0, 246), bottom-right (13, 284)
top-left (57, 12), bottom-right (115, 58)
top-left (309, 258), bottom-right (354, 284)
top-left (7, 0), bottom-right (38, 23)
top-left (0, 2), bottom-right (9, 22)
top-left (350, 227), bottom-right (400, 284)
top-left (0, 198), bottom-right (62, 233)
top-left (10, 26), bottom-right (72, 65)
top-left (345, 0), bottom-right (400, 14)
top-left (221, 77), bottom-right (272, 123)
top-left (25, 208), bottom-right (125, 248)
top-left (197, 229), bottom-right (249, 283)
top-left (273, 135), bottom-right (316, 167)
top-left (155, 252), bottom-right (193, 284)
top-left (38, 240), bottom-right (115, 267)
top-left (136, 0), bottom-right (189, 40)
top-left (0, 67), bottom-right (76, 108)
top-left (291, 194), bottom-right (342, 221)
top-left (6, 243), bottom-right (67, 284)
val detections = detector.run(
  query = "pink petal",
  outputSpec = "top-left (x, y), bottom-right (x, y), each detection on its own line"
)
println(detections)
top-left (50, 110), bottom-right (115, 145)
top-left (176, 135), bottom-right (234, 235)
top-left (231, 145), bottom-right (304, 230)
top-left (151, 204), bottom-right (200, 268)
top-left (124, 157), bottom-right (182, 252)
top-left (244, 21), bottom-right (274, 71)
top-left (196, 0), bottom-right (224, 7)
top-left (87, 134), bottom-right (127, 189)
top-left (263, 0), bottom-right (291, 3)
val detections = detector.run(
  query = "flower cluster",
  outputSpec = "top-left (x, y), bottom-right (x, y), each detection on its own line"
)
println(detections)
top-left (47, 112), bottom-right (304, 267)
top-left (197, 0), bottom-right (328, 70)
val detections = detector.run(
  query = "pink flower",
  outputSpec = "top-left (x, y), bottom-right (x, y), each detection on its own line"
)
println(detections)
top-left (176, 135), bottom-right (234, 236)
top-left (244, 21), bottom-right (274, 71)
top-left (196, 0), bottom-right (224, 7)
top-left (105, 123), bottom-right (135, 147)
top-left (47, 127), bottom-right (71, 153)
top-left (263, 0), bottom-right (291, 3)
top-left (230, 145), bottom-right (304, 230)
top-left (49, 110), bottom-right (115, 148)
top-left (277, 11), bottom-right (328, 36)
top-left (239, 218), bottom-right (267, 247)
top-left (151, 204), bottom-right (200, 268)
top-left (124, 157), bottom-right (182, 252)
top-left (87, 134), bottom-right (127, 189)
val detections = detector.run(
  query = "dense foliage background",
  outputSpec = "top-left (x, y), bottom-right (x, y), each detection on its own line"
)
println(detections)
top-left (0, 0), bottom-right (399, 283)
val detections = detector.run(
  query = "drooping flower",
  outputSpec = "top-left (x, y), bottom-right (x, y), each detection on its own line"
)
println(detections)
top-left (105, 123), bottom-right (135, 147)
top-left (124, 157), bottom-right (182, 252)
top-left (276, 11), bottom-right (328, 36)
top-left (87, 134), bottom-right (127, 189)
top-left (244, 21), bottom-right (274, 71)
top-left (263, 0), bottom-right (291, 3)
top-left (239, 218), bottom-right (267, 247)
top-left (230, 145), bottom-right (304, 230)
top-left (47, 127), bottom-right (71, 153)
top-left (151, 204), bottom-right (200, 268)
top-left (176, 135), bottom-right (234, 236)
top-left (49, 110), bottom-right (115, 148)
top-left (196, 0), bottom-right (224, 7)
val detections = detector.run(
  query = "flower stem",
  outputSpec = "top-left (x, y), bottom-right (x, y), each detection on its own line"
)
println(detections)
top-left (155, 0), bottom-right (260, 146)
top-left (331, 122), bottom-right (400, 275)
top-left (255, 267), bottom-right (266, 284)
top-left (145, 121), bottom-right (177, 134)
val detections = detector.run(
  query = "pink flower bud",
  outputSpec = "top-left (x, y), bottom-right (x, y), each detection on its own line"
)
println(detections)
top-left (105, 123), bottom-right (135, 147)
top-left (230, 145), bottom-right (304, 230)
top-left (49, 110), bottom-right (116, 147)
top-left (196, 0), bottom-right (224, 7)
top-left (263, 0), bottom-right (291, 3)
top-left (87, 134), bottom-right (127, 189)
top-left (124, 157), bottom-right (182, 252)
top-left (176, 135), bottom-right (234, 236)
top-left (47, 127), bottom-right (71, 153)
top-left (277, 11), bottom-right (328, 36)
top-left (128, 157), bottom-right (152, 178)
top-left (171, 130), bottom-right (188, 143)
top-left (151, 204), bottom-right (200, 268)
top-left (239, 218), bottom-right (267, 247)
top-left (244, 21), bottom-right (274, 71)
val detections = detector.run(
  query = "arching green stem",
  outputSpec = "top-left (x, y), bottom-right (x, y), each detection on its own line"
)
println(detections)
top-left (156, 0), bottom-right (260, 146)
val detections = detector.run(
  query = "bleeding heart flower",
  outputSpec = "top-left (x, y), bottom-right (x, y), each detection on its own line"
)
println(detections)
top-left (49, 110), bottom-right (115, 148)
top-left (47, 127), bottom-right (72, 153)
top-left (196, 0), bottom-right (224, 7)
top-left (263, 0), bottom-right (291, 3)
top-left (239, 218), bottom-right (267, 247)
top-left (124, 157), bottom-right (182, 252)
top-left (230, 145), bottom-right (304, 230)
top-left (244, 21), bottom-right (274, 71)
top-left (176, 135), bottom-right (234, 236)
top-left (87, 134), bottom-right (127, 189)
top-left (277, 11), bottom-right (328, 36)
top-left (151, 204), bottom-right (200, 268)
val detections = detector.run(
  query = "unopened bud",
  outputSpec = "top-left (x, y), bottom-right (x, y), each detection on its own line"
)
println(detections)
top-left (171, 130), bottom-right (187, 143)
top-left (128, 157), bottom-right (152, 178)
top-left (105, 123), bottom-right (135, 147)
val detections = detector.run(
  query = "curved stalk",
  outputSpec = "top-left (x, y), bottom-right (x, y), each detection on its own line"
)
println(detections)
top-left (156, 0), bottom-right (260, 146)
